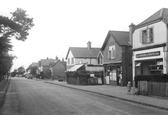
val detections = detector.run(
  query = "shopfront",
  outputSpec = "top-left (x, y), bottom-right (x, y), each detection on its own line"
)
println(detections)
top-left (133, 47), bottom-right (166, 78)
top-left (104, 62), bottom-right (122, 86)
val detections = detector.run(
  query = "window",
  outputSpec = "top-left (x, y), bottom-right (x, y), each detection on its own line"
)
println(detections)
top-left (68, 58), bottom-right (70, 64)
top-left (140, 27), bottom-right (153, 44)
top-left (108, 46), bottom-right (115, 59)
top-left (98, 53), bottom-right (103, 64)
top-left (71, 57), bottom-right (74, 64)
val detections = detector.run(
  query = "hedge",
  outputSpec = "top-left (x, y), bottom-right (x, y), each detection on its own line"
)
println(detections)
top-left (66, 70), bottom-right (103, 85)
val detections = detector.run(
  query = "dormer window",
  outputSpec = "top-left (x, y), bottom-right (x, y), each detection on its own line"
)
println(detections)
top-left (140, 27), bottom-right (153, 44)
top-left (71, 57), bottom-right (74, 64)
top-left (68, 58), bottom-right (70, 64)
top-left (108, 45), bottom-right (115, 59)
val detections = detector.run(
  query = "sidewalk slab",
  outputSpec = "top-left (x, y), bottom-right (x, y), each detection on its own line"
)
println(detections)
top-left (45, 80), bottom-right (168, 111)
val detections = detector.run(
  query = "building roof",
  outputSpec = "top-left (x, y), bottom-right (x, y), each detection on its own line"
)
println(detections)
top-left (49, 60), bottom-right (66, 68)
top-left (49, 61), bottom-right (57, 67)
top-left (31, 62), bottom-right (39, 67)
top-left (66, 47), bottom-right (100, 59)
top-left (101, 31), bottom-right (130, 50)
top-left (135, 8), bottom-right (168, 28)
top-left (40, 59), bottom-right (56, 66)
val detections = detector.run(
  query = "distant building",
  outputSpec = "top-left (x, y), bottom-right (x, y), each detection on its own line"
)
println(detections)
top-left (49, 59), bottom-right (67, 81)
top-left (65, 41), bottom-right (101, 71)
top-left (38, 58), bottom-right (56, 79)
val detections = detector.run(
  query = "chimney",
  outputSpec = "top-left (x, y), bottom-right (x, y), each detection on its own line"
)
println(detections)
top-left (55, 56), bottom-right (58, 61)
top-left (87, 41), bottom-right (91, 49)
top-left (129, 23), bottom-right (135, 46)
top-left (62, 58), bottom-right (64, 62)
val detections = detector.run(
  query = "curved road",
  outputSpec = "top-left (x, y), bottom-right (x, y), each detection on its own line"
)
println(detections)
top-left (0, 77), bottom-right (168, 115)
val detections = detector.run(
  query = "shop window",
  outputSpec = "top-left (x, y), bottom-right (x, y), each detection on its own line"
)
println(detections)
top-left (140, 27), bottom-right (153, 44)
top-left (108, 46), bottom-right (115, 59)
top-left (149, 59), bottom-right (163, 74)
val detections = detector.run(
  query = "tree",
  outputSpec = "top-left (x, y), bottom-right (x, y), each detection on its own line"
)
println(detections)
top-left (0, 8), bottom-right (34, 80)
top-left (11, 69), bottom-right (17, 77)
top-left (18, 66), bottom-right (25, 75)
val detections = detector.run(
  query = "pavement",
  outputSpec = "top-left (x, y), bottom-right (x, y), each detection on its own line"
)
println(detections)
top-left (45, 80), bottom-right (168, 111)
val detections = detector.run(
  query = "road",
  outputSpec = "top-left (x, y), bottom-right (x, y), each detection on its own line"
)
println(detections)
top-left (0, 77), bottom-right (168, 115)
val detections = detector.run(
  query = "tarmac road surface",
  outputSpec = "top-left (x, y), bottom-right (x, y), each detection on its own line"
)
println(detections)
top-left (0, 77), bottom-right (168, 115)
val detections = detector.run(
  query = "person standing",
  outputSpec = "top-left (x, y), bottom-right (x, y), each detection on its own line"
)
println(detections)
top-left (119, 72), bottom-right (122, 86)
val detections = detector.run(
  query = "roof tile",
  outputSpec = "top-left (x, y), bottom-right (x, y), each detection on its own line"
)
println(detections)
top-left (70, 47), bottom-right (100, 58)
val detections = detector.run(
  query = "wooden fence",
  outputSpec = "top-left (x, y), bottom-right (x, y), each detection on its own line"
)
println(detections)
top-left (138, 81), bottom-right (168, 97)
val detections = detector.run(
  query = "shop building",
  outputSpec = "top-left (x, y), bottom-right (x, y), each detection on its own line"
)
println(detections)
top-left (132, 8), bottom-right (168, 80)
top-left (98, 31), bottom-right (132, 86)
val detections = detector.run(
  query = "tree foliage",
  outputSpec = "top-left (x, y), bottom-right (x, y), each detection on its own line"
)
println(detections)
top-left (0, 8), bottom-right (34, 80)
top-left (17, 66), bottom-right (25, 75)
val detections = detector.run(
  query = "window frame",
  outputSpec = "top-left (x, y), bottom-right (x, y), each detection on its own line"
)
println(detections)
top-left (68, 58), bottom-right (70, 64)
top-left (140, 27), bottom-right (154, 44)
top-left (108, 45), bottom-right (116, 59)
top-left (71, 57), bottom-right (74, 64)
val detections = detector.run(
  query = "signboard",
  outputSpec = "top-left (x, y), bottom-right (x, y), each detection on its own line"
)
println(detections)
top-left (136, 51), bottom-right (160, 58)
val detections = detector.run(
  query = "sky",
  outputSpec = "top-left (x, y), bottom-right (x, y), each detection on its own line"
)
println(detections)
top-left (1, 0), bottom-right (168, 71)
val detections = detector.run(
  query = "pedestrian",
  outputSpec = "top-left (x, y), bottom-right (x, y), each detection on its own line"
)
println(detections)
top-left (119, 72), bottom-right (122, 86)
top-left (127, 81), bottom-right (131, 94)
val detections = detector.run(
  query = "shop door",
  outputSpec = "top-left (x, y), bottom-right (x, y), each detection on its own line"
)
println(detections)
top-left (110, 70), bottom-right (117, 85)
top-left (106, 76), bottom-right (110, 84)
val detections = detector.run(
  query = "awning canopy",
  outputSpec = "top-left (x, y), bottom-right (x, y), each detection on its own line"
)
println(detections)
top-left (67, 64), bottom-right (84, 72)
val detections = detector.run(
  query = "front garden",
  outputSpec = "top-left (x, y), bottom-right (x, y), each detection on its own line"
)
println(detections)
top-left (66, 71), bottom-right (103, 85)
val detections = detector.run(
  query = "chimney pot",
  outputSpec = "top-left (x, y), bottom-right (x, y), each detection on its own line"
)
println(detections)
top-left (129, 23), bottom-right (135, 46)
top-left (87, 41), bottom-right (91, 49)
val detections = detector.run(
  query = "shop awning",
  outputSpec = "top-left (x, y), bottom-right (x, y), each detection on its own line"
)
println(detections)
top-left (67, 64), bottom-right (84, 72)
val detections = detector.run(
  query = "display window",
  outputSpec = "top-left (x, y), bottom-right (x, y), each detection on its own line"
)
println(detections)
top-left (135, 59), bottom-right (163, 75)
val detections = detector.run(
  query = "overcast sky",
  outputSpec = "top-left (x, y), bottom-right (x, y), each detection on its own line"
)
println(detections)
top-left (1, 0), bottom-right (168, 71)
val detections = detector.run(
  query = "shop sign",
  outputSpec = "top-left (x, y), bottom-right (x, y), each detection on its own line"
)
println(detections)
top-left (136, 51), bottom-right (160, 58)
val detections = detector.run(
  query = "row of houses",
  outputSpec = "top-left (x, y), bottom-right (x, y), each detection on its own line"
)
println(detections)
top-left (66, 8), bottom-right (168, 86)
top-left (27, 57), bottom-right (67, 81)
top-left (28, 8), bottom-right (168, 87)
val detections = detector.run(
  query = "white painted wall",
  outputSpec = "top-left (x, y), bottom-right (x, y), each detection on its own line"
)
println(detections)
top-left (133, 21), bottom-right (167, 49)
top-left (66, 50), bottom-right (75, 66)
top-left (75, 58), bottom-right (98, 65)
